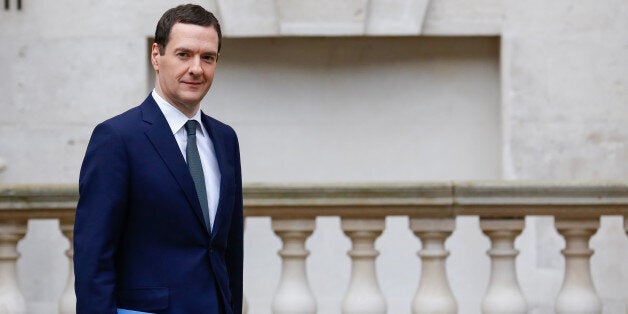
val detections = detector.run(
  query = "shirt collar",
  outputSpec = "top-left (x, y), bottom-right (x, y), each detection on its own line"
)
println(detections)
top-left (152, 89), bottom-right (205, 137)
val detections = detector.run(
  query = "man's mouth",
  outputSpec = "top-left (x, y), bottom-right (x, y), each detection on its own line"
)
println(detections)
top-left (182, 81), bottom-right (203, 86)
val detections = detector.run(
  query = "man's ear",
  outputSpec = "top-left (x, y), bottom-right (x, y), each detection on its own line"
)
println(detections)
top-left (151, 43), bottom-right (161, 71)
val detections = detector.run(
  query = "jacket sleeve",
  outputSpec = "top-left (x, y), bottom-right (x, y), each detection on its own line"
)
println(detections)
top-left (74, 122), bottom-right (129, 314)
top-left (226, 131), bottom-right (244, 314)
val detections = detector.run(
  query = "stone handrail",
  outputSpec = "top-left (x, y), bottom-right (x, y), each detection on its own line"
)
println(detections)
top-left (244, 181), bottom-right (628, 217)
top-left (0, 182), bottom-right (626, 313)
top-left (2, 181), bottom-right (627, 217)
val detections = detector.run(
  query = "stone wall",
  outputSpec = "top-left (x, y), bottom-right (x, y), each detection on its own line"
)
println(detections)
top-left (0, 0), bottom-right (626, 313)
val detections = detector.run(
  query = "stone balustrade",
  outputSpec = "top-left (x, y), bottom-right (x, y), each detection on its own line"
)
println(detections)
top-left (0, 182), bottom-right (627, 313)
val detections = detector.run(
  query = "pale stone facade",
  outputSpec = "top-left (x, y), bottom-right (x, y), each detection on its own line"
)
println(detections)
top-left (0, 0), bottom-right (626, 313)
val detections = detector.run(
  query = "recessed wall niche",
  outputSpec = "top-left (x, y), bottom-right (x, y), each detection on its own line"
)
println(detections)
top-left (205, 36), bottom-right (501, 182)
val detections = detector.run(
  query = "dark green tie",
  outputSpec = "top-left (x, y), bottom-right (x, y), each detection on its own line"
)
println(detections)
top-left (185, 120), bottom-right (211, 233)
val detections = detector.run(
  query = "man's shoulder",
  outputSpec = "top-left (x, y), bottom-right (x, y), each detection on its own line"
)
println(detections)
top-left (202, 113), bottom-right (237, 138)
top-left (98, 95), bottom-right (154, 132)
top-left (102, 106), bottom-right (141, 126)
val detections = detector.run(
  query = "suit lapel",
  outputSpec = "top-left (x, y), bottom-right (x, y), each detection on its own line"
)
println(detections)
top-left (140, 96), bottom-right (209, 236)
top-left (202, 114), bottom-right (234, 238)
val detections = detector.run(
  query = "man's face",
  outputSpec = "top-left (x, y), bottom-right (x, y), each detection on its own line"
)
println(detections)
top-left (152, 23), bottom-right (219, 116)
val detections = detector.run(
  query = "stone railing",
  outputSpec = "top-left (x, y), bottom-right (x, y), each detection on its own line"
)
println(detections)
top-left (0, 182), bottom-right (627, 313)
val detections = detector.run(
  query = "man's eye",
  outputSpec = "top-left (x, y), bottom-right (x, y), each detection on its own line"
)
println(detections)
top-left (203, 55), bottom-right (216, 62)
top-left (177, 52), bottom-right (188, 58)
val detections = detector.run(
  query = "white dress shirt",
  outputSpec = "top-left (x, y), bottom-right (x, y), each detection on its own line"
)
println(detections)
top-left (152, 90), bottom-right (221, 230)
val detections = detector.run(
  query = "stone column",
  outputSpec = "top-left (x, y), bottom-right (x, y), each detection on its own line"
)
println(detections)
top-left (59, 219), bottom-right (76, 314)
top-left (0, 221), bottom-right (27, 314)
top-left (340, 218), bottom-right (386, 314)
top-left (480, 219), bottom-right (527, 314)
top-left (409, 218), bottom-right (457, 314)
top-left (271, 218), bottom-right (317, 314)
top-left (555, 219), bottom-right (602, 314)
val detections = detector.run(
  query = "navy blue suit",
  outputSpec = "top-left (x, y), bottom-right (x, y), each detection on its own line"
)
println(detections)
top-left (74, 95), bottom-right (243, 314)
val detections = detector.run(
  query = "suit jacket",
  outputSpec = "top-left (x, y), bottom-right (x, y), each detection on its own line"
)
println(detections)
top-left (74, 95), bottom-right (243, 314)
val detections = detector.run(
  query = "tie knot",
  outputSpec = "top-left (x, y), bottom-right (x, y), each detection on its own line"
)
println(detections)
top-left (185, 120), bottom-right (198, 136)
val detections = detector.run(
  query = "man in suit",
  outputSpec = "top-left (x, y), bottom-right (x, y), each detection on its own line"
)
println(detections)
top-left (74, 4), bottom-right (243, 314)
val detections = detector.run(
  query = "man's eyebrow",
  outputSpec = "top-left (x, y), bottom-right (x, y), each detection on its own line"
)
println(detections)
top-left (174, 47), bottom-right (193, 53)
top-left (174, 47), bottom-right (218, 55)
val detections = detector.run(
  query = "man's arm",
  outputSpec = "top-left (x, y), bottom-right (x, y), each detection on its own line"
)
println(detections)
top-left (74, 122), bottom-right (129, 314)
top-left (226, 132), bottom-right (244, 314)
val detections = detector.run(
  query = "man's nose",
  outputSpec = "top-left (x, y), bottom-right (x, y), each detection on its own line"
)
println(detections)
top-left (188, 56), bottom-right (203, 75)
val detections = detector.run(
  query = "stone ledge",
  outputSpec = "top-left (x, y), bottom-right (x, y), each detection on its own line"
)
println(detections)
top-left (213, 0), bottom-right (501, 37)
top-left (0, 181), bottom-right (626, 219)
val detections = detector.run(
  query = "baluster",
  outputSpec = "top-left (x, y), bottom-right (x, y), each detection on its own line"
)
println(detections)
top-left (480, 219), bottom-right (527, 314)
top-left (59, 219), bottom-right (76, 314)
top-left (409, 218), bottom-right (457, 314)
top-left (341, 218), bottom-right (386, 314)
top-left (271, 218), bottom-right (317, 314)
top-left (0, 221), bottom-right (27, 314)
top-left (555, 218), bottom-right (601, 314)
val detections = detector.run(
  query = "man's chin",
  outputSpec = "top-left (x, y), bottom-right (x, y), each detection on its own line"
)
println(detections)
top-left (179, 93), bottom-right (206, 106)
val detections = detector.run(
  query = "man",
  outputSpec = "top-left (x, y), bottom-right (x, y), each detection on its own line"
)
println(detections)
top-left (74, 4), bottom-right (243, 314)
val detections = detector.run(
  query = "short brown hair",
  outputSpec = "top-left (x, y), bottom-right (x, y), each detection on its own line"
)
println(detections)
top-left (154, 4), bottom-right (222, 54)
